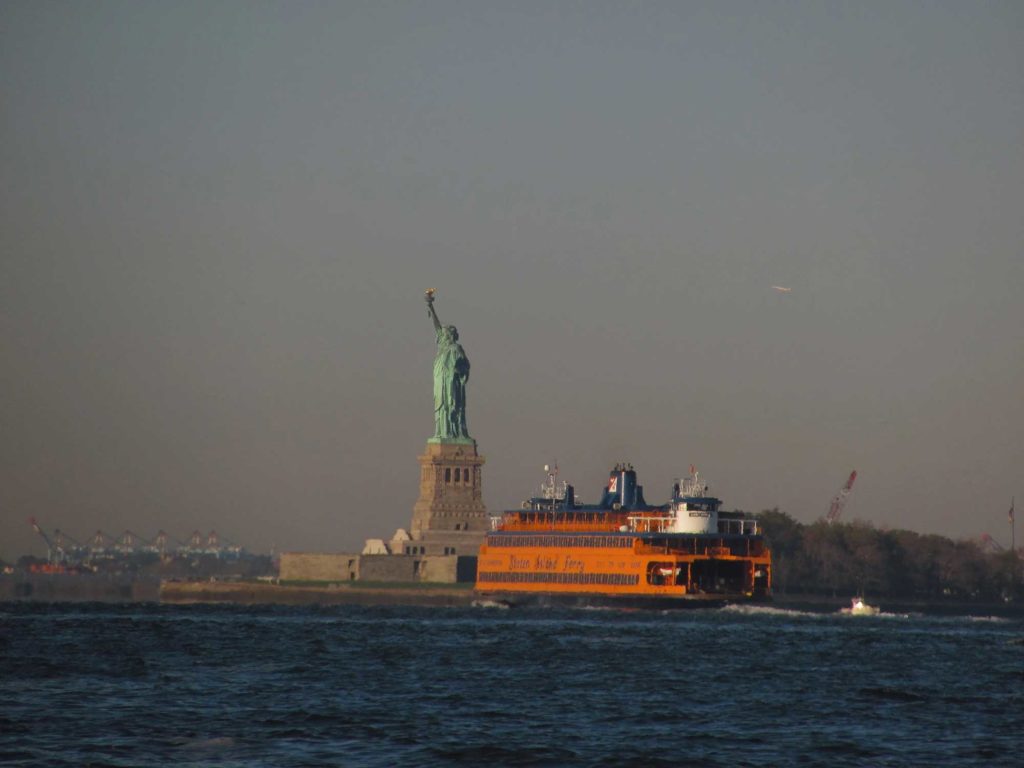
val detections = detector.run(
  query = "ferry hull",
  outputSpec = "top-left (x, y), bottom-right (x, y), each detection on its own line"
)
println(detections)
top-left (476, 590), bottom-right (767, 610)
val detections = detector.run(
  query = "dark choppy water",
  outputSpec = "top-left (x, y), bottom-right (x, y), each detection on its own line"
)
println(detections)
top-left (1, 602), bottom-right (1023, 767)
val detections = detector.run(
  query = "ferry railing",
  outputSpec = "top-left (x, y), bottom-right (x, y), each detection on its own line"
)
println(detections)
top-left (495, 510), bottom-right (627, 532)
top-left (626, 513), bottom-right (676, 534)
top-left (633, 536), bottom-right (770, 559)
top-left (498, 519), bottom-right (624, 533)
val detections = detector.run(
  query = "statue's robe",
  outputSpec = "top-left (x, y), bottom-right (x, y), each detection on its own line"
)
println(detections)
top-left (433, 328), bottom-right (470, 439)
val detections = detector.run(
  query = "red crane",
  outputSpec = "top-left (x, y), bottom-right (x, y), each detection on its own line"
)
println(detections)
top-left (28, 517), bottom-right (56, 563)
top-left (826, 471), bottom-right (858, 524)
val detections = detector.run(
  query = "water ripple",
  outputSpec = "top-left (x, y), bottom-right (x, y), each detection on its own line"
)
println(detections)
top-left (1, 603), bottom-right (1022, 766)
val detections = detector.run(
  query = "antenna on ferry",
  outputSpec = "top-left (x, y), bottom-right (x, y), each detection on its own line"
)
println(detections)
top-left (542, 462), bottom-right (562, 522)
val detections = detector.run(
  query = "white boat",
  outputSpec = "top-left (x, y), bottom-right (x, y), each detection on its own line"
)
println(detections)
top-left (841, 597), bottom-right (880, 616)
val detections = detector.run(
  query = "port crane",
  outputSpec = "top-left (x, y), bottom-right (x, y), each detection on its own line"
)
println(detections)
top-left (153, 530), bottom-right (184, 555)
top-left (87, 529), bottom-right (116, 556)
top-left (826, 471), bottom-right (858, 524)
top-left (53, 528), bottom-right (86, 559)
top-left (28, 517), bottom-right (58, 563)
top-left (115, 530), bottom-right (153, 554)
top-left (26, 518), bottom-right (246, 562)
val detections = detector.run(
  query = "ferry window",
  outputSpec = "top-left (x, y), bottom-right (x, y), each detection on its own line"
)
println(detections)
top-left (445, 468), bottom-right (451, 483)
top-left (464, 468), bottom-right (470, 482)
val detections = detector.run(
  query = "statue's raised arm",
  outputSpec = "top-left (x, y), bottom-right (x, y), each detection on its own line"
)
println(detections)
top-left (425, 288), bottom-right (441, 332)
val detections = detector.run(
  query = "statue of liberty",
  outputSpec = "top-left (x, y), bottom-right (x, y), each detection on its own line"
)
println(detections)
top-left (424, 289), bottom-right (472, 442)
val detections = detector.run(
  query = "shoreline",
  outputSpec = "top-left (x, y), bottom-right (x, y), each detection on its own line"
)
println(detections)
top-left (160, 580), bottom-right (478, 607)
top-left (2, 575), bottom-right (1021, 616)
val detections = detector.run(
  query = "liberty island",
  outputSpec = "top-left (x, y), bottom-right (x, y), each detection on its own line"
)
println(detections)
top-left (274, 290), bottom-right (488, 584)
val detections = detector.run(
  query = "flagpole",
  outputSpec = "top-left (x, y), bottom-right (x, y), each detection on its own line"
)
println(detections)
top-left (1012, 498), bottom-right (1018, 593)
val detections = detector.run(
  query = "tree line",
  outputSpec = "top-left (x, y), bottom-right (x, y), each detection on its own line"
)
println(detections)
top-left (758, 509), bottom-right (1022, 603)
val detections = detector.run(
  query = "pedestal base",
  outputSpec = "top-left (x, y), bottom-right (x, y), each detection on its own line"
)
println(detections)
top-left (407, 441), bottom-right (488, 557)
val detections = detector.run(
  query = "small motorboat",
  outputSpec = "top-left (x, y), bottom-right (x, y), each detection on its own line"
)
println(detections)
top-left (841, 597), bottom-right (880, 616)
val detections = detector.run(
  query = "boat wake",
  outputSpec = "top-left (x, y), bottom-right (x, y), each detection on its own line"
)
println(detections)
top-left (839, 610), bottom-right (911, 620)
top-left (719, 604), bottom-right (818, 619)
top-left (471, 599), bottom-right (510, 610)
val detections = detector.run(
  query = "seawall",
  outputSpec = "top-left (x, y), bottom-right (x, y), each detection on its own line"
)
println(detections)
top-left (160, 580), bottom-right (478, 607)
top-left (0, 574), bottom-right (161, 603)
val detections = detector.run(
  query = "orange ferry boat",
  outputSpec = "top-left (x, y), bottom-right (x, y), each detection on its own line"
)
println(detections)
top-left (476, 463), bottom-right (771, 608)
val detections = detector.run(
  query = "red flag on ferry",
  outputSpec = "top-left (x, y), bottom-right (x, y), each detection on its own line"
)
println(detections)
top-left (1010, 499), bottom-right (1015, 523)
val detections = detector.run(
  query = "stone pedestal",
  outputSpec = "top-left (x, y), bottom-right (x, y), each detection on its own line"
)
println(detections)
top-left (406, 440), bottom-right (488, 557)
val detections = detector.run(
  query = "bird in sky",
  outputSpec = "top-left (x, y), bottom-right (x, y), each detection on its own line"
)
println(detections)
top-left (772, 286), bottom-right (792, 293)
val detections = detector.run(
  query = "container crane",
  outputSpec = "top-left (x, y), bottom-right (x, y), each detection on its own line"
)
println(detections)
top-left (28, 517), bottom-right (57, 563)
top-left (88, 530), bottom-right (116, 557)
top-left (153, 530), bottom-right (183, 556)
top-left (187, 529), bottom-right (206, 552)
top-left (53, 528), bottom-right (84, 556)
top-left (826, 470), bottom-right (858, 524)
top-left (115, 530), bottom-right (154, 554)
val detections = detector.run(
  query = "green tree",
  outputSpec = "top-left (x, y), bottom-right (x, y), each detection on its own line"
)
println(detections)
top-left (758, 508), bottom-right (804, 593)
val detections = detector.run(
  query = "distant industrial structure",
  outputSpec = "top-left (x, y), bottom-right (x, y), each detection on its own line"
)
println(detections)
top-left (28, 517), bottom-right (244, 564)
top-left (825, 471), bottom-right (858, 524)
top-left (16, 517), bottom-right (274, 587)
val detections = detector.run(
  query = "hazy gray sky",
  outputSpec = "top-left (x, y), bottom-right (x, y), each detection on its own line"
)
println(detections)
top-left (3, 1), bottom-right (1022, 560)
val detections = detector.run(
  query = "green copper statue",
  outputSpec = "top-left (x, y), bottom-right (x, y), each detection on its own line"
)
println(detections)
top-left (425, 289), bottom-right (472, 442)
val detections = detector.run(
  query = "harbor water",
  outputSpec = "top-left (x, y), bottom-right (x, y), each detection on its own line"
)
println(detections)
top-left (1, 602), bottom-right (1022, 766)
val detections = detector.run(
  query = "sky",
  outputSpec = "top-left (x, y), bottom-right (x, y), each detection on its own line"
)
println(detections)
top-left (2, 1), bottom-right (1022, 561)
